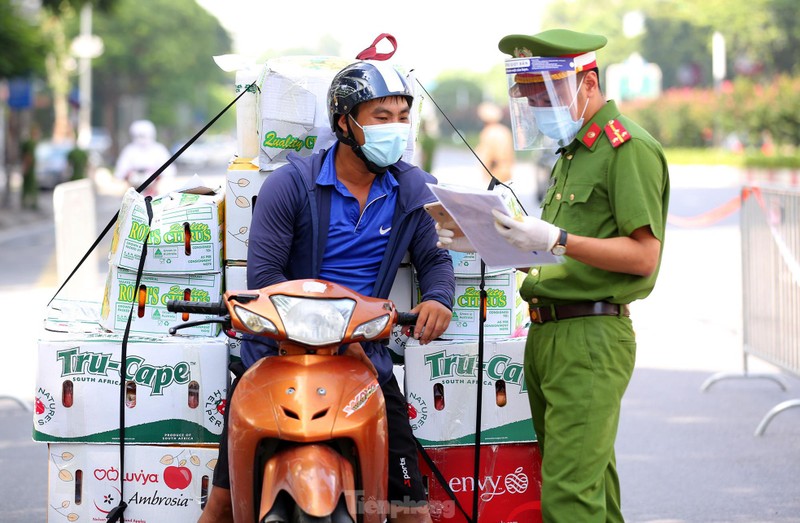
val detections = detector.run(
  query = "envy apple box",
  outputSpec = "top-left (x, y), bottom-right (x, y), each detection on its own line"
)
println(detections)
top-left (419, 443), bottom-right (542, 523)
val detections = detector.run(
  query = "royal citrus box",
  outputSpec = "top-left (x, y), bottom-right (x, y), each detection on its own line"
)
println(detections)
top-left (444, 270), bottom-right (529, 339)
top-left (404, 338), bottom-right (536, 447)
top-left (47, 443), bottom-right (219, 522)
top-left (224, 158), bottom-right (267, 262)
top-left (419, 443), bottom-right (542, 523)
top-left (448, 251), bottom-right (516, 277)
top-left (34, 325), bottom-right (228, 444)
top-left (109, 185), bottom-right (224, 274)
top-left (101, 265), bottom-right (223, 336)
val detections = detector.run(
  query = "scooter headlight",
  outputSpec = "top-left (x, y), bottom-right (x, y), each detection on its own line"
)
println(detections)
top-left (234, 305), bottom-right (278, 334)
top-left (353, 314), bottom-right (390, 340)
top-left (271, 295), bottom-right (356, 346)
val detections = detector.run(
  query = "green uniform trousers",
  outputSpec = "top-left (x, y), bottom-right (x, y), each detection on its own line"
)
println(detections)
top-left (525, 314), bottom-right (636, 523)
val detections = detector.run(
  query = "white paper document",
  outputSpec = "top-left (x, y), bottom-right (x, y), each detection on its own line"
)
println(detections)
top-left (428, 184), bottom-right (563, 268)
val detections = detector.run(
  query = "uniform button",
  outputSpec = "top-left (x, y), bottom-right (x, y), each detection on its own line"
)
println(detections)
top-left (566, 154), bottom-right (573, 160)
top-left (531, 269), bottom-right (539, 277)
top-left (587, 131), bottom-right (596, 139)
top-left (531, 297), bottom-right (539, 304)
top-left (556, 193), bottom-right (562, 200)
top-left (570, 194), bottom-right (575, 201)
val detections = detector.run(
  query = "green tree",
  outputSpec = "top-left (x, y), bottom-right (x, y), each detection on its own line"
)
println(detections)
top-left (542, 0), bottom-right (800, 88)
top-left (91, 0), bottom-right (233, 145)
top-left (0, 0), bottom-right (46, 78)
top-left (39, 1), bottom-right (117, 142)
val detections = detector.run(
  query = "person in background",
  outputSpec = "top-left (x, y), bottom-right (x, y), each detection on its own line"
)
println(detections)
top-left (113, 119), bottom-right (175, 195)
top-left (474, 101), bottom-right (515, 185)
top-left (199, 60), bottom-right (455, 523)
top-left (438, 28), bottom-right (670, 523)
top-left (20, 126), bottom-right (39, 209)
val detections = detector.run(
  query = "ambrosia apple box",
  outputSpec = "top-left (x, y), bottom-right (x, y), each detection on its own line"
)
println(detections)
top-left (47, 443), bottom-right (219, 522)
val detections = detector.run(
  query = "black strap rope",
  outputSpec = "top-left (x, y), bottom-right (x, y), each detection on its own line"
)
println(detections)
top-left (46, 79), bottom-right (259, 307)
top-left (106, 196), bottom-right (153, 523)
top-left (414, 437), bottom-right (474, 523)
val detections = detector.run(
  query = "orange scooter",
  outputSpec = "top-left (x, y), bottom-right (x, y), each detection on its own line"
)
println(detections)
top-left (167, 279), bottom-right (417, 523)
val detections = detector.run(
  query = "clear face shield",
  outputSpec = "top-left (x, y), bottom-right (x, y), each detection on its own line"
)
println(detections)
top-left (505, 57), bottom-right (587, 150)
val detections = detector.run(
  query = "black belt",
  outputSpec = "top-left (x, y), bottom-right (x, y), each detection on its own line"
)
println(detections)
top-left (529, 301), bottom-right (629, 324)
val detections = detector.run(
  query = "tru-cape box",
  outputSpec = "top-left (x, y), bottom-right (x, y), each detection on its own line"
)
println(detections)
top-left (404, 338), bottom-right (536, 447)
top-left (34, 324), bottom-right (229, 444)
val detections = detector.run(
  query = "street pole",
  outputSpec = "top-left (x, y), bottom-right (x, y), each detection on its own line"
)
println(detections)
top-left (712, 31), bottom-right (726, 147)
top-left (77, 4), bottom-right (93, 150)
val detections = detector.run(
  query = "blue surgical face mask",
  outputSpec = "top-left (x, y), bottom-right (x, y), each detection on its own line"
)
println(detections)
top-left (532, 105), bottom-right (585, 146)
top-left (350, 116), bottom-right (410, 167)
top-left (532, 79), bottom-right (588, 146)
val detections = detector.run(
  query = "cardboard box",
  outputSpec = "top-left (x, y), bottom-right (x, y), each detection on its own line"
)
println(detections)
top-left (35, 330), bottom-right (228, 444)
top-left (258, 56), bottom-right (352, 171)
top-left (444, 271), bottom-right (529, 339)
top-left (448, 251), bottom-right (517, 277)
top-left (109, 186), bottom-right (224, 274)
top-left (404, 338), bottom-right (536, 447)
top-left (224, 159), bottom-right (267, 262)
top-left (47, 443), bottom-right (219, 522)
top-left (419, 443), bottom-right (542, 523)
top-left (222, 264), bottom-right (248, 363)
top-left (258, 56), bottom-right (420, 171)
top-left (101, 266), bottom-right (223, 336)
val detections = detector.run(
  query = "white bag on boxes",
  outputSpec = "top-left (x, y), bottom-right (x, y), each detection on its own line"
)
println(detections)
top-left (258, 56), bottom-right (353, 171)
top-left (258, 56), bottom-right (421, 171)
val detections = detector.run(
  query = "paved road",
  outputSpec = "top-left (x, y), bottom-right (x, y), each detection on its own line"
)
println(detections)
top-left (1, 155), bottom-right (799, 522)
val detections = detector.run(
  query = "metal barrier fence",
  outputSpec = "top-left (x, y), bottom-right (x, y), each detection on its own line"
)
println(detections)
top-left (701, 185), bottom-right (800, 435)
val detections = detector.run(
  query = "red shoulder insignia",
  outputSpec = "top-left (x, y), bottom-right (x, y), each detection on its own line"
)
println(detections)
top-left (582, 123), bottom-right (602, 148)
top-left (604, 119), bottom-right (631, 148)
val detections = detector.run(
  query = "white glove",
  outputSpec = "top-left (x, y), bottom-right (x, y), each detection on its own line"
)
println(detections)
top-left (492, 209), bottom-right (560, 252)
top-left (435, 222), bottom-right (476, 253)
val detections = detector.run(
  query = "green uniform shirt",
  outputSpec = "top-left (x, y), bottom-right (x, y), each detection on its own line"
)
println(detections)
top-left (519, 100), bottom-right (670, 306)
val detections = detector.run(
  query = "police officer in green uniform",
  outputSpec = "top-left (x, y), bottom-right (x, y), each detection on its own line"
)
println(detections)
top-left (437, 29), bottom-right (670, 522)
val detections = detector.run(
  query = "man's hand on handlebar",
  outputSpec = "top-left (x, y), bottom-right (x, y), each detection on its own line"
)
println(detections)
top-left (409, 300), bottom-right (451, 345)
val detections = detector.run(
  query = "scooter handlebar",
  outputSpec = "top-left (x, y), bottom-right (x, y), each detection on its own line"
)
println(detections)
top-left (395, 312), bottom-right (419, 326)
top-left (166, 300), bottom-right (228, 316)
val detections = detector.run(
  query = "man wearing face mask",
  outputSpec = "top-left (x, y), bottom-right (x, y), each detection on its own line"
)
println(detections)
top-left (438, 29), bottom-right (669, 523)
top-left (199, 60), bottom-right (455, 523)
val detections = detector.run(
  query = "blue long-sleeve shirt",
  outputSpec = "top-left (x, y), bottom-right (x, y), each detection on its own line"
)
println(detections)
top-left (241, 146), bottom-right (455, 384)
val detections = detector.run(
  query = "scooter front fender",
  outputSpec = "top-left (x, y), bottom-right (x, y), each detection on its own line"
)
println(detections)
top-left (259, 444), bottom-right (357, 521)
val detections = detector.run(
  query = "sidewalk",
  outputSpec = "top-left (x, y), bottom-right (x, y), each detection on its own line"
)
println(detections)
top-left (0, 168), bottom-right (128, 241)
